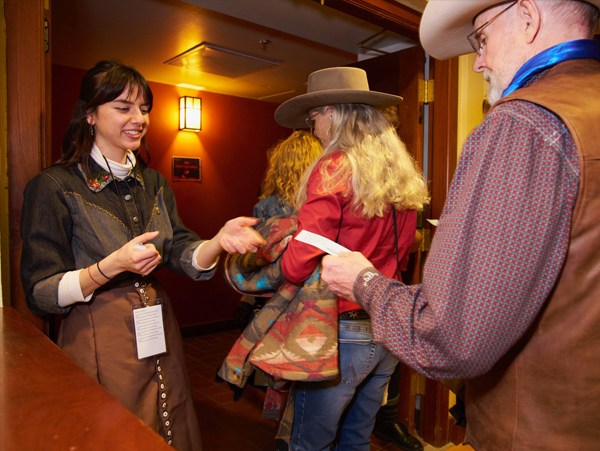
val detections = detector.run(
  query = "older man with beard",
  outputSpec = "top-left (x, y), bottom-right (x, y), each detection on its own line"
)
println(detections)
top-left (321, 1), bottom-right (600, 450)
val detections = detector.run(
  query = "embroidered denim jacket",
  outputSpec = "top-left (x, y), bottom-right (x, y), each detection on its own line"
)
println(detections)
top-left (20, 160), bottom-right (214, 315)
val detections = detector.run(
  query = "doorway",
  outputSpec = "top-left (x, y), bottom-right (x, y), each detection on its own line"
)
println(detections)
top-left (4, 0), bottom-right (459, 447)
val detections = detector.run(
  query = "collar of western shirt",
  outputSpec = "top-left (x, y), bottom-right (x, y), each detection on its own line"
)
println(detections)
top-left (79, 145), bottom-right (145, 193)
top-left (502, 39), bottom-right (600, 98)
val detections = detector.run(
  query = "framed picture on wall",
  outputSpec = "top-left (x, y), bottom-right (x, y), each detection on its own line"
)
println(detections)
top-left (172, 156), bottom-right (201, 182)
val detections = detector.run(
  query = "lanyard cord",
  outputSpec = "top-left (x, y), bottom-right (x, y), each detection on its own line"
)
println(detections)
top-left (102, 155), bottom-right (144, 238)
top-left (393, 209), bottom-right (401, 281)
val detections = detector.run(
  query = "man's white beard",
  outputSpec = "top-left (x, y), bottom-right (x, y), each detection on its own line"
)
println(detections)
top-left (485, 70), bottom-right (504, 105)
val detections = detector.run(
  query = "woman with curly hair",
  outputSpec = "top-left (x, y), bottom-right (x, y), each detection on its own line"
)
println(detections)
top-left (274, 67), bottom-right (429, 451)
top-left (254, 130), bottom-right (323, 220)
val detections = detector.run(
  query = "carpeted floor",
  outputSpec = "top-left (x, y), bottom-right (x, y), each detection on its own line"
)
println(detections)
top-left (183, 330), bottom-right (467, 451)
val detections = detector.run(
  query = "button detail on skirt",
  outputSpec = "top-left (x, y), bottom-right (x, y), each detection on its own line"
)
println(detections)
top-left (161, 393), bottom-right (166, 399)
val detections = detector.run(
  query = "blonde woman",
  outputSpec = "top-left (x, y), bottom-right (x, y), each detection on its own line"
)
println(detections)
top-left (274, 67), bottom-right (429, 451)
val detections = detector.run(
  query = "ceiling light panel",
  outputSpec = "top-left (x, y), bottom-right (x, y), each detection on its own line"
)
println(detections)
top-left (164, 42), bottom-right (282, 78)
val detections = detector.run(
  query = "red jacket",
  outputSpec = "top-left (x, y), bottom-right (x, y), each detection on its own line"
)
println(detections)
top-left (282, 151), bottom-right (417, 313)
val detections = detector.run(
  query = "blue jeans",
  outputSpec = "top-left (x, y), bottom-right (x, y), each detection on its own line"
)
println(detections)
top-left (289, 319), bottom-right (398, 451)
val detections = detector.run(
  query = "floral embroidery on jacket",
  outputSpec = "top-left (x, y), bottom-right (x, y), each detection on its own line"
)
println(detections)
top-left (78, 163), bottom-right (146, 193)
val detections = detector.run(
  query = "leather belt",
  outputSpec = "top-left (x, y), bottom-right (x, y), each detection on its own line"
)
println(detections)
top-left (338, 310), bottom-right (370, 320)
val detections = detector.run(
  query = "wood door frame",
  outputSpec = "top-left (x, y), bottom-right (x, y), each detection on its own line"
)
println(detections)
top-left (0, 0), bottom-right (9, 307)
top-left (423, 56), bottom-right (462, 447)
top-left (5, 0), bottom-right (52, 332)
top-left (429, 57), bottom-right (459, 222)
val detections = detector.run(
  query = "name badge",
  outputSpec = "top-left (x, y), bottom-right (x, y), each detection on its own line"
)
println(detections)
top-left (132, 299), bottom-right (167, 360)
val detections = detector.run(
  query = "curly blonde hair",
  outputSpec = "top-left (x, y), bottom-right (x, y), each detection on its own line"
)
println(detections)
top-left (296, 104), bottom-right (429, 218)
top-left (259, 131), bottom-right (323, 209)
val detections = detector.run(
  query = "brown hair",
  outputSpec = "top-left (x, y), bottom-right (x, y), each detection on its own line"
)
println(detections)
top-left (57, 60), bottom-right (153, 178)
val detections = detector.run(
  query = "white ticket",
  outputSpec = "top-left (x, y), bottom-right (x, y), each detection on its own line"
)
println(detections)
top-left (294, 230), bottom-right (350, 257)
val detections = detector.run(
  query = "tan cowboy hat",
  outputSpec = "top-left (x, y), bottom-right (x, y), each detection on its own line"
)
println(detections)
top-left (420, 0), bottom-right (600, 60)
top-left (275, 67), bottom-right (403, 129)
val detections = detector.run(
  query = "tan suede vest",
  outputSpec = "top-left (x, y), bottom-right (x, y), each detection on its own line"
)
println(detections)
top-left (465, 59), bottom-right (600, 451)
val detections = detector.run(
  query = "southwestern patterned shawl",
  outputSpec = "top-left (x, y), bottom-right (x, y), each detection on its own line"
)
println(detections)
top-left (217, 215), bottom-right (339, 388)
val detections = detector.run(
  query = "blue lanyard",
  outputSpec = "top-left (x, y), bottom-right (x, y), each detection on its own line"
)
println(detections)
top-left (502, 39), bottom-right (600, 98)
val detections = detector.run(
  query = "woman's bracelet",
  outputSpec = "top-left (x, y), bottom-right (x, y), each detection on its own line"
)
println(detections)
top-left (96, 261), bottom-right (112, 280)
top-left (87, 266), bottom-right (102, 286)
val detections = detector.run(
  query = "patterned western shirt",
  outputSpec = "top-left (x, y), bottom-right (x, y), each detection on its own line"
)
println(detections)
top-left (354, 86), bottom-right (580, 379)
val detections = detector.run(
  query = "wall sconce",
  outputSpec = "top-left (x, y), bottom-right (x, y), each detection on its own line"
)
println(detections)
top-left (179, 96), bottom-right (202, 131)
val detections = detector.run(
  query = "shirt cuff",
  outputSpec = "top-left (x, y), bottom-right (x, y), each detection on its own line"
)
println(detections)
top-left (58, 269), bottom-right (93, 307)
top-left (192, 240), bottom-right (219, 271)
top-left (353, 267), bottom-right (384, 313)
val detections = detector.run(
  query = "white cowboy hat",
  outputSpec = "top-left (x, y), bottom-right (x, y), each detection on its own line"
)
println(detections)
top-left (275, 67), bottom-right (403, 129)
top-left (420, 0), bottom-right (600, 60)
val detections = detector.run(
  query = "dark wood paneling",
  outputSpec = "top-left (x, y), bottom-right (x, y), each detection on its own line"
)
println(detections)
top-left (396, 46), bottom-right (424, 165)
top-left (6, 0), bottom-right (51, 331)
top-left (428, 57), bottom-right (458, 222)
top-left (450, 415), bottom-right (467, 445)
top-left (418, 56), bottom-right (459, 448)
top-left (324, 0), bottom-right (421, 40)
top-left (397, 362), bottom-right (418, 432)
top-left (422, 377), bottom-right (450, 446)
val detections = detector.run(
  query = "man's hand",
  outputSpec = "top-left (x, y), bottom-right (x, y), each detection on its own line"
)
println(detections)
top-left (322, 251), bottom-right (373, 302)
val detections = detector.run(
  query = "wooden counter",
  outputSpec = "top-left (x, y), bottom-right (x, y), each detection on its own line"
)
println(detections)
top-left (0, 307), bottom-right (172, 451)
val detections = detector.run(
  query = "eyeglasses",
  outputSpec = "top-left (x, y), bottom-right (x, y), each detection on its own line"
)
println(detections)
top-left (467, 1), bottom-right (517, 55)
top-left (305, 111), bottom-right (320, 128)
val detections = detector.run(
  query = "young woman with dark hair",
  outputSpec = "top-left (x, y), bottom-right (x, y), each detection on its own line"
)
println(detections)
top-left (20, 60), bottom-right (264, 451)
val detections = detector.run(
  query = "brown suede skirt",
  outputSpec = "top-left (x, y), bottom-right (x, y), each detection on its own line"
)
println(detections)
top-left (58, 275), bottom-right (201, 451)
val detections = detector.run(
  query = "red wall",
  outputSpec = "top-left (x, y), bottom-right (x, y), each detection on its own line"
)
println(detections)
top-left (52, 64), bottom-right (288, 328)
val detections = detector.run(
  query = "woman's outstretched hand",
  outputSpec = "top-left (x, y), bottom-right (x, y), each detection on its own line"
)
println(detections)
top-left (217, 217), bottom-right (265, 254)
top-left (193, 217), bottom-right (266, 270)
